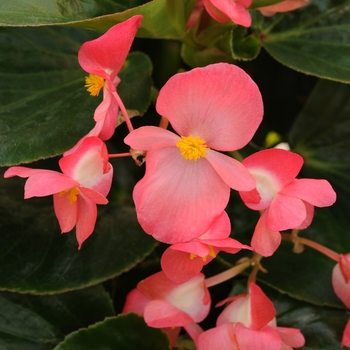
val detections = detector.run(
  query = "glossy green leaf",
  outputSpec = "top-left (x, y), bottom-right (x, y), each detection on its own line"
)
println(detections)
top-left (260, 0), bottom-right (350, 83)
top-left (0, 27), bottom-right (152, 166)
top-left (0, 170), bottom-right (157, 294)
top-left (0, 285), bottom-right (114, 350)
top-left (54, 313), bottom-right (170, 350)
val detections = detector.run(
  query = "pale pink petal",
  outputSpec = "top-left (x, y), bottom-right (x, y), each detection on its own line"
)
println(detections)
top-left (53, 193), bottom-right (78, 233)
top-left (293, 201), bottom-right (314, 230)
top-left (122, 288), bottom-right (150, 316)
top-left (217, 294), bottom-right (250, 326)
top-left (75, 193), bottom-right (98, 248)
top-left (156, 63), bottom-right (263, 151)
top-left (197, 323), bottom-right (238, 350)
top-left (266, 194), bottom-right (306, 231)
top-left (251, 211), bottom-right (281, 257)
top-left (79, 187), bottom-right (108, 205)
top-left (342, 318), bottom-right (350, 347)
top-left (78, 16), bottom-right (143, 81)
top-left (124, 126), bottom-right (178, 150)
top-left (235, 323), bottom-right (282, 350)
top-left (133, 148), bottom-right (230, 243)
top-left (248, 283), bottom-right (276, 330)
top-left (206, 150), bottom-right (256, 191)
top-left (203, 0), bottom-right (252, 27)
top-left (144, 300), bottom-right (194, 327)
top-left (258, 0), bottom-right (309, 16)
top-left (161, 248), bottom-right (205, 284)
top-left (242, 149), bottom-right (304, 190)
top-left (280, 178), bottom-right (336, 207)
top-left (332, 260), bottom-right (350, 309)
top-left (200, 211), bottom-right (231, 240)
top-left (239, 188), bottom-right (263, 210)
top-left (276, 327), bottom-right (305, 348)
top-left (171, 241), bottom-right (212, 257)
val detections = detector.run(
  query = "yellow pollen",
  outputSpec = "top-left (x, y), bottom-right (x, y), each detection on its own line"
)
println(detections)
top-left (59, 187), bottom-right (80, 204)
top-left (208, 245), bottom-right (217, 259)
top-left (84, 74), bottom-right (105, 96)
top-left (176, 134), bottom-right (209, 161)
top-left (190, 253), bottom-right (197, 260)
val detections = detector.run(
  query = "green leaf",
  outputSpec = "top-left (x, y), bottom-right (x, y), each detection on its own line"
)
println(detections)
top-left (0, 170), bottom-right (158, 294)
top-left (54, 314), bottom-right (170, 350)
top-left (0, 27), bottom-right (152, 166)
top-left (230, 26), bottom-right (261, 60)
top-left (260, 0), bottom-right (350, 83)
top-left (0, 285), bottom-right (114, 350)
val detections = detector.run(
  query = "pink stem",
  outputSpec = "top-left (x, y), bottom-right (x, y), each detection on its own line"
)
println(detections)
top-left (114, 92), bottom-right (134, 133)
top-left (183, 323), bottom-right (204, 344)
top-left (109, 152), bottom-right (132, 158)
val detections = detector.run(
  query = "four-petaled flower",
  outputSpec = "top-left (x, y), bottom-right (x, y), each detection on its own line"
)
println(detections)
top-left (4, 137), bottom-right (113, 248)
top-left (124, 63), bottom-right (263, 244)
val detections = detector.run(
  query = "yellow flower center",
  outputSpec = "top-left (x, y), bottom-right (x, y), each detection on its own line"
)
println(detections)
top-left (84, 74), bottom-right (105, 96)
top-left (59, 187), bottom-right (80, 205)
top-left (189, 245), bottom-right (216, 262)
top-left (176, 134), bottom-right (209, 161)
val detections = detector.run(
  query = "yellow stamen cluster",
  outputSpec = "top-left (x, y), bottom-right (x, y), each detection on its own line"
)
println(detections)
top-left (59, 187), bottom-right (80, 205)
top-left (176, 134), bottom-right (209, 161)
top-left (84, 74), bottom-right (105, 96)
top-left (189, 245), bottom-right (217, 262)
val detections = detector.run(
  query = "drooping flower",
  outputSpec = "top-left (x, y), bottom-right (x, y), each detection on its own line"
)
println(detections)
top-left (239, 148), bottom-right (336, 256)
top-left (161, 211), bottom-right (251, 283)
top-left (122, 271), bottom-right (210, 346)
top-left (202, 0), bottom-right (252, 27)
top-left (124, 63), bottom-right (263, 244)
top-left (78, 15), bottom-right (143, 140)
top-left (4, 137), bottom-right (113, 248)
top-left (332, 253), bottom-right (350, 347)
top-left (258, 0), bottom-right (309, 16)
top-left (197, 282), bottom-right (305, 350)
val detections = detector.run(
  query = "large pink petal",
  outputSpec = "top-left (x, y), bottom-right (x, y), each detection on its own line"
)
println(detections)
top-left (199, 211), bottom-right (231, 240)
top-left (124, 125), bottom-right (178, 150)
top-left (156, 63), bottom-right (263, 151)
top-left (242, 149), bottom-right (304, 190)
top-left (122, 288), bottom-right (150, 316)
top-left (293, 201), bottom-right (314, 230)
top-left (75, 193), bottom-right (98, 248)
top-left (161, 248), bottom-right (205, 284)
top-left (204, 0), bottom-right (252, 27)
top-left (280, 178), bottom-right (336, 207)
top-left (332, 260), bottom-right (350, 309)
top-left (53, 193), bottom-right (78, 233)
top-left (79, 187), bottom-right (108, 205)
top-left (78, 16), bottom-right (142, 81)
top-left (266, 194), bottom-right (306, 231)
top-left (251, 211), bottom-right (281, 257)
top-left (171, 241), bottom-right (212, 257)
top-left (276, 327), bottom-right (305, 348)
top-left (133, 148), bottom-right (230, 243)
top-left (206, 150), bottom-right (256, 191)
top-left (197, 324), bottom-right (238, 350)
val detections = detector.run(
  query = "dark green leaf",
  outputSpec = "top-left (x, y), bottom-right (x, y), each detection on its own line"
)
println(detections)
top-left (0, 27), bottom-right (152, 166)
top-left (260, 0), bottom-right (350, 83)
top-left (0, 285), bottom-right (114, 350)
top-left (230, 26), bottom-right (261, 60)
top-left (0, 170), bottom-right (157, 294)
top-left (54, 313), bottom-right (170, 350)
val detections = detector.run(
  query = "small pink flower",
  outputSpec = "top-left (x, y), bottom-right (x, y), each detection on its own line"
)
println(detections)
top-left (258, 0), bottom-right (309, 17)
top-left (332, 253), bottom-right (350, 348)
top-left (124, 63), bottom-right (263, 244)
top-left (4, 137), bottom-right (113, 248)
top-left (79, 15), bottom-right (143, 140)
top-left (123, 272), bottom-right (211, 331)
top-left (202, 0), bottom-right (252, 27)
top-left (161, 211), bottom-right (251, 283)
top-left (197, 282), bottom-right (305, 350)
top-left (239, 148), bottom-right (336, 256)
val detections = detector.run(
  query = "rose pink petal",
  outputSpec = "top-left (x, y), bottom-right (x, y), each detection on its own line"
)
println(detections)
top-left (293, 201), bottom-right (314, 230)
top-left (124, 125), bottom-right (178, 150)
top-left (156, 63), bottom-right (263, 151)
top-left (78, 15), bottom-right (143, 81)
top-left (79, 187), bottom-right (108, 205)
top-left (266, 194), bottom-right (306, 231)
top-left (332, 257), bottom-right (350, 309)
top-left (251, 210), bottom-right (281, 257)
top-left (53, 192), bottom-right (78, 234)
top-left (122, 288), bottom-right (151, 316)
top-left (133, 148), bottom-right (230, 243)
top-left (342, 318), bottom-right (350, 347)
top-left (258, 0), bottom-right (309, 16)
top-left (205, 150), bottom-right (256, 191)
top-left (279, 178), bottom-right (336, 207)
top-left (197, 323), bottom-right (238, 350)
top-left (276, 327), bottom-right (305, 348)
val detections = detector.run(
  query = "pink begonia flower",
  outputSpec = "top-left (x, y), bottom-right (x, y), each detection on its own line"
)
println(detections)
top-left (197, 282), bottom-right (305, 350)
top-left (161, 211), bottom-right (252, 283)
top-left (239, 148), bottom-right (336, 257)
top-left (79, 15), bottom-right (142, 141)
top-left (124, 63), bottom-right (263, 244)
top-left (123, 271), bottom-right (210, 345)
top-left (258, 0), bottom-right (309, 16)
top-left (4, 137), bottom-right (113, 248)
top-left (202, 0), bottom-right (252, 27)
top-left (332, 253), bottom-right (350, 347)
